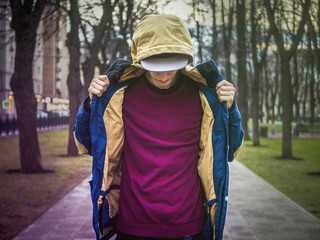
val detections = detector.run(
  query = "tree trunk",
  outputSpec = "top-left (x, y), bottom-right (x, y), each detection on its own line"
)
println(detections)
top-left (250, 0), bottom-right (259, 144)
top-left (318, 0), bottom-right (320, 35)
top-left (264, 75), bottom-right (270, 123)
top-left (259, 81), bottom-right (264, 122)
top-left (66, 0), bottom-right (83, 156)
top-left (9, 0), bottom-right (46, 173)
top-left (303, 66), bottom-right (308, 122)
top-left (306, 12), bottom-right (320, 75)
top-left (196, 21), bottom-right (203, 64)
top-left (264, 0), bottom-right (310, 158)
top-left (252, 69), bottom-right (260, 145)
top-left (306, 30), bottom-right (316, 125)
top-left (291, 1), bottom-right (299, 122)
top-left (280, 57), bottom-right (293, 158)
top-left (317, 75), bottom-right (320, 108)
top-left (271, 99), bottom-right (275, 123)
top-left (82, 59), bottom-right (96, 96)
top-left (82, 0), bottom-right (115, 96)
top-left (273, 53), bottom-right (280, 123)
top-left (67, 89), bottom-right (83, 156)
top-left (11, 33), bottom-right (43, 172)
top-left (237, 0), bottom-right (249, 140)
top-left (221, 0), bottom-right (233, 83)
top-left (308, 51), bottom-right (315, 125)
top-left (265, 64), bottom-right (274, 124)
top-left (293, 54), bottom-right (300, 121)
top-left (210, 0), bottom-right (219, 64)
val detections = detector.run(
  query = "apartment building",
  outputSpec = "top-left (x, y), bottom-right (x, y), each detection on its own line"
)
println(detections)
top-left (0, 6), bottom-right (16, 119)
top-left (0, 6), bottom-right (69, 119)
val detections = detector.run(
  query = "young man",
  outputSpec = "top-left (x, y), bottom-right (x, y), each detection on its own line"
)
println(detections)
top-left (74, 15), bottom-right (244, 240)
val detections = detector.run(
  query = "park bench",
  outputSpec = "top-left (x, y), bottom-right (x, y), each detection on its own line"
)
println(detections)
top-left (293, 123), bottom-right (320, 136)
top-left (308, 125), bottom-right (320, 135)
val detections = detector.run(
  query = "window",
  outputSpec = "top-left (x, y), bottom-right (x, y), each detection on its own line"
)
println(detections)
top-left (10, 56), bottom-right (14, 68)
top-left (9, 36), bottom-right (14, 52)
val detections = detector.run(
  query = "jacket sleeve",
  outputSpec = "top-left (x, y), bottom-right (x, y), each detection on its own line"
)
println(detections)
top-left (73, 59), bottom-right (132, 156)
top-left (228, 101), bottom-right (244, 162)
top-left (74, 96), bottom-right (92, 155)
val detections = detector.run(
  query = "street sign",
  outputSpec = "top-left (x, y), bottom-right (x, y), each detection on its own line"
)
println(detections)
top-left (2, 100), bottom-right (10, 110)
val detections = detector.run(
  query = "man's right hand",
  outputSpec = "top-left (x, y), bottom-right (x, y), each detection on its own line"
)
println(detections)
top-left (88, 75), bottom-right (110, 98)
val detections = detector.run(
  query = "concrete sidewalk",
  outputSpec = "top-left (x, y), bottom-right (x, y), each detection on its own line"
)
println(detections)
top-left (13, 175), bottom-right (96, 240)
top-left (224, 161), bottom-right (320, 240)
top-left (14, 160), bottom-right (320, 240)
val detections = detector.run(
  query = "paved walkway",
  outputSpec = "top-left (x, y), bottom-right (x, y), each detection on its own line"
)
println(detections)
top-left (224, 161), bottom-right (320, 240)
top-left (14, 161), bottom-right (320, 240)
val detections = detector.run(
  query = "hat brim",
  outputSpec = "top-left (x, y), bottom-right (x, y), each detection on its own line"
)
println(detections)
top-left (140, 54), bottom-right (188, 72)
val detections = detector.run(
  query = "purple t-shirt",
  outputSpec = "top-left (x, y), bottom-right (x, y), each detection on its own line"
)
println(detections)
top-left (117, 75), bottom-right (204, 238)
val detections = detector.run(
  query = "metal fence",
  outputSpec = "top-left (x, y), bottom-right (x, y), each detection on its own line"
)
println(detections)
top-left (0, 115), bottom-right (69, 136)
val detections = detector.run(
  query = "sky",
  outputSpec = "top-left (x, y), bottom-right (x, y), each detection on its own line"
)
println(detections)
top-left (78, 0), bottom-right (212, 26)
top-left (158, 0), bottom-right (214, 26)
top-left (158, 0), bottom-right (194, 21)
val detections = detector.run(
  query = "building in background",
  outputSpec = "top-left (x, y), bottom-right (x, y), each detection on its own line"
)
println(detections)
top-left (0, 6), bottom-right (16, 120)
top-left (0, 5), bottom-right (69, 120)
top-left (41, 6), bottom-right (69, 116)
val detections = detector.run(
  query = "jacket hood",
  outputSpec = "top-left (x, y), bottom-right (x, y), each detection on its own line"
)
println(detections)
top-left (131, 15), bottom-right (194, 65)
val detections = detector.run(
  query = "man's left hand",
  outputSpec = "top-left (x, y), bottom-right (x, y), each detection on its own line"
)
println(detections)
top-left (216, 80), bottom-right (236, 110)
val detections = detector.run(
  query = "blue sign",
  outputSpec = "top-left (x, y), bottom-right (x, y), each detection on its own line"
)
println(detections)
top-left (2, 100), bottom-right (10, 109)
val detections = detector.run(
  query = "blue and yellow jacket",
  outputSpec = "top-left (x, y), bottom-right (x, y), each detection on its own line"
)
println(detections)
top-left (74, 59), bottom-right (244, 240)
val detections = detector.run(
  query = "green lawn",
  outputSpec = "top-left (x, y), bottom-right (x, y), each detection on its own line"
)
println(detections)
top-left (237, 137), bottom-right (320, 220)
top-left (249, 119), bottom-right (320, 134)
top-left (0, 129), bottom-right (91, 240)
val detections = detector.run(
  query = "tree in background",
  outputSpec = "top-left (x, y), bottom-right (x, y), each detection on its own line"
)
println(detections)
top-left (306, 0), bottom-right (320, 74)
top-left (5, 0), bottom-right (320, 163)
top-left (264, 0), bottom-right (311, 158)
top-left (80, 0), bottom-right (118, 97)
top-left (220, 0), bottom-right (234, 84)
top-left (306, 0), bottom-right (320, 114)
top-left (9, 0), bottom-right (47, 173)
top-left (236, 0), bottom-right (249, 140)
top-left (64, 0), bottom-right (157, 155)
top-left (80, 0), bottom-right (158, 93)
top-left (190, 0), bottom-right (207, 64)
top-left (208, 0), bottom-right (220, 64)
top-left (292, 0), bottom-right (302, 122)
top-left (263, 51), bottom-right (280, 124)
top-left (249, 0), bottom-right (270, 145)
top-left (307, 30), bottom-right (316, 124)
top-left (97, 0), bottom-right (158, 73)
top-left (65, 0), bottom-right (83, 156)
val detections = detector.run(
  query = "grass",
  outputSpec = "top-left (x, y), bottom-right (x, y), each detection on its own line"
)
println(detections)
top-left (248, 119), bottom-right (320, 134)
top-left (237, 137), bottom-right (320, 220)
top-left (0, 129), bottom-right (91, 240)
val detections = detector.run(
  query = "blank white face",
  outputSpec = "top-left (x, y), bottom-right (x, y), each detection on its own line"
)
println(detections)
top-left (146, 70), bottom-right (178, 89)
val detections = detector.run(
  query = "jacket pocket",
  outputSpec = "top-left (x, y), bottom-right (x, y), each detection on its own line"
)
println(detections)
top-left (98, 186), bottom-right (120, 237)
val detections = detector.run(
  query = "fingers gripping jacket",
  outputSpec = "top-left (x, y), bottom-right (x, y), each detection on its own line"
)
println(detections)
top-left (90, 59), bottom-right (132, 100)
